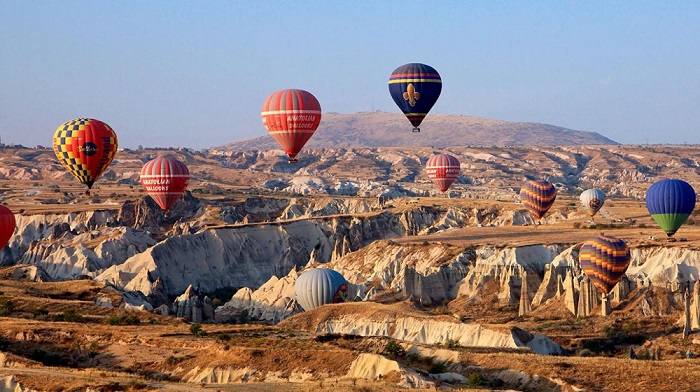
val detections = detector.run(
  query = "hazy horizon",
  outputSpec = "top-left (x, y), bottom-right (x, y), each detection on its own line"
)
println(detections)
top-left (2, 1), bottom-right (699, 149)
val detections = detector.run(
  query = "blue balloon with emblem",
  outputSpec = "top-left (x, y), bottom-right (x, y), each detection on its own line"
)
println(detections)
top-left (388, 63), bottom-right (442, 132)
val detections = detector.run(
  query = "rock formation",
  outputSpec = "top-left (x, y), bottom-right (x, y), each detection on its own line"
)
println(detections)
top-left (519, 270), bottom-right (531, 317)
top-left (172, 285), bottom-right (214, 323)
top-left (563, 268), bottom-right (578, 315)
top-left (577, 275), bottom-right (599, 317)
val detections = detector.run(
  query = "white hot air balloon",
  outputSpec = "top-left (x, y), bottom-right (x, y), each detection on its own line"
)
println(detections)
top-left (580, 188), bottom-right (606, 218)
top-left (294, 268), bottom-right (349, 311)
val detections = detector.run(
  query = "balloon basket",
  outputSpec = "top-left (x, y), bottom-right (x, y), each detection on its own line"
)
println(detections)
top-left (288, 158), bottom-right (299, 164)
top-left (412, 127), bottom-right (421, 133)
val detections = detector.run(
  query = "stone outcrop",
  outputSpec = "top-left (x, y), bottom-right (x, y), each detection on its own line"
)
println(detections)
top-left (215, 269), bottom-right (298, 323)
top-left (172, 285), bottom-right (214, 323)
top-left (346, 353), bottom-right (433, 389)
top-left (577, 275), bottom-right (599, 317)
top-left (304, 313), bottom-right (566, 355)
top-left (519, 270), bottom-right (531, 316)
top-left (0, 375), bottom-right (36, 392)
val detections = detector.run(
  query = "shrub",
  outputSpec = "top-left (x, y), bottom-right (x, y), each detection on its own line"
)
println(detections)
top-left (384, 340), bottom-right (405, 357)
top-left (217, 333), bottom-right (232, 342)
top-left (60, 308), bottom-right (83, 322)
top-left (429, 361), bottom-right (447, 374)
top-left (105, 314), bottom-right (141, 325)
top-left (467, 372), bottom-right (486, 387)
top-left (190, 323), bottom-right (206, 337)
top-left (0, 297), bottom-right (15, 316)
top-left (31, 307), bottom-right (49, 317)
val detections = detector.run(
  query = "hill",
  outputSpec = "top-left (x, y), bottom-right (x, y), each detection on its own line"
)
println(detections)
top-left (218, 111), bottom-right (617, 150)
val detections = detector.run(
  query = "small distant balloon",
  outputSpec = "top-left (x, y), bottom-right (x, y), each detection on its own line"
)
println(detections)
top-left (0, 205), bottom-right (16, 249)
top-left (388, 63), bottom-right (442, 132)
top-left (140, 157), bottom-right (190, 212)
top-left (294, 268), bottom-right (349, 311)
top-left (425, 153), bottom-right (460, 193)
top-left (520, 180), bottom-right (557, 221)
top-left (52, 118), bottom-right (118, 193)
top-left (645, 179), bottom-right (696, 237)
top-left (580, 188), bottom-right (606, 217)
top-left (261, 89), bottom-right (322, 163)
top-left (579, 236), bottom-right (630, 295)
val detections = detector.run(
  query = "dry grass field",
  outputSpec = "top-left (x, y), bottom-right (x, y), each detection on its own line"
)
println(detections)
top-left (2, 270), bottom-right (700, 391)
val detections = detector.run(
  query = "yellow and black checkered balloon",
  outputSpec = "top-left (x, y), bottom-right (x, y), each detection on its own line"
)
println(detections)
top-left (52, 118), bottom-right (118, 189)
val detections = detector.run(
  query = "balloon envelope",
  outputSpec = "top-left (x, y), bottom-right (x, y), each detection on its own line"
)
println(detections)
top-left (140, 157), bottom-right (190, 211)
top-left (294, 268), bottom-right (348, 311)
top-left (0, 205), bottom-right (15, 249)
top-left (261, 89), bottom-right (322, 163)
top-left (645, 179), bottom-right (696, 237)
top-left (580, 188), bottom-right (606, 217)
top-left (520, 180), bottom-right (557, 220)
top-left (426, 154), bottom-right (460, 193)
top-left (388, 63), bottom-right (442, 131)
top-left (579, 236), bottom-right (630, 295)
top-left (53, 118), bottom-right (118, 189)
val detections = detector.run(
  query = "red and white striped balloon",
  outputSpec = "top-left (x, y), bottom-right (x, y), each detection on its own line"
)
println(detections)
top-left (261, 89), bottom-right (322, 163)
top-left (425, 154), bottom-right (460, 193)
top-left (140, 157), bottom-right (190, 211)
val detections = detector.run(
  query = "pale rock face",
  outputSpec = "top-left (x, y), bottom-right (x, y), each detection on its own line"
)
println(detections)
top-left (3, 211), bottom-right (155, 281)
top-left (328, 241), bottom-right (471, 305)
top-left (1, 375), bottom-right (37, 392)
top-left (346, 353), bottom-right (433, 389)
top-left (9, 265), bottom-right (51, 282)
top-left (215, 269), bottom-right (298, 323)
top-left (628, 247), bottom-right (700, 285)
top-left (458, 245), bottom-right (563, 305)
top-left (96, 207), bottom-right (462, 297)
top-left (172, 285), bottom-right (214, 323)
top-left (96, 222), bottom-right (333, 296)
top-left (314, 315), bottom-right (565, 355)
top-left (531, 245), bottom-right (579, 307)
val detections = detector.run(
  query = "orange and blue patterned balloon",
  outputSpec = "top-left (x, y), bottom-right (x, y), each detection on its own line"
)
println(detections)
top-left (580, 188), bottom-right (606, 217)
top-left (579, 236), bottom-right (630, 295)
top-left (388, 63), bottom-right (442, 132)
top-left (520, 180), bottom-right (557, 220)
top-left (52, 118), bottom-right (118, 190)
top-left (645, 179), bottom-right (696, 237)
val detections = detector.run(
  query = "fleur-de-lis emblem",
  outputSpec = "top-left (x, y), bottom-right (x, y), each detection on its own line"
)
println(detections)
top-left (403, 83), bottom-right (420, 107)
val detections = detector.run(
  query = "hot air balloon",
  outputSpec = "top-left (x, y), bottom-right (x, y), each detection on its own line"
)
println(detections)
top-left (53, 118), bottom-right (118, 194)
top-left (140, 157), bottom-right (190, 212)
top-left (261, 89), bottom-right (322, 163)
top-left (519, 180), bottom-right (557, 221)
top-left (388, 63), bottom-right (442, 132)
top-left (0, 205), bottom-right (16, 250)
top-left (645, 179), bottom-right (696, 237)
top-left (579, 236), bottom-right (630, 295)
top-left (294, 268), bottom-right (349, 311)
top-left (426, 154), bottom-right (460, 193)
top-left (580, 188), bottom-right (606, 218)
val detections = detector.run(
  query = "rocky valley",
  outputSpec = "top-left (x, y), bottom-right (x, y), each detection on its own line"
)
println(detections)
top-left (0, 144), bottom-right (699, 391)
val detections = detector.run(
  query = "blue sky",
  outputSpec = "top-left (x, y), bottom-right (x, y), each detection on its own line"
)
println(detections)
top-left (1, 1), bottom-right (699, 149)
